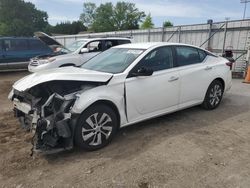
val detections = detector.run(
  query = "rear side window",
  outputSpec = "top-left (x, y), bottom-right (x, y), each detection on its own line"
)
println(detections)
top-left (4, 39), bottom-right (29, 51)
top-left (29, 39), bottom-right (47, 50)
top-left (176, 46), bottom-right (202, 66)
top-left (104, 40), bottom-right (130, 50)
top-left (104, 40), bottom-right (118, 50)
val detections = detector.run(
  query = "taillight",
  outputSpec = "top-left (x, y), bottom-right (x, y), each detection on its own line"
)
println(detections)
top-left (226, 62), bottom-right (233, 70)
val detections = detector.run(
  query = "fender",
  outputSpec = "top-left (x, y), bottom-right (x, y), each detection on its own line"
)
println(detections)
top-left (70, 84), bottom-right (128, 126)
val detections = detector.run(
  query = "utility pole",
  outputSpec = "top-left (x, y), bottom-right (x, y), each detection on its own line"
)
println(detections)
top-left (241, 0), bottom-right (250, 20)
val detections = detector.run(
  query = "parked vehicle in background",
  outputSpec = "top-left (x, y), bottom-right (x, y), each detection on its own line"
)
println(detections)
top-left (222, 49), bottom-right (235, 64)
top-left (0, 37), bottom-right (53, 71)
top-left (33, 32), bottom-right (70, 57)
top-left (9, 42), bottom-right (232, 154)
top-left (28, 37), bottom-right (132, 72)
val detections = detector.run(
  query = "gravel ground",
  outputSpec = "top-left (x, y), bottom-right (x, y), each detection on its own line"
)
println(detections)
top-left (0, 71), bottom-right (250, 188)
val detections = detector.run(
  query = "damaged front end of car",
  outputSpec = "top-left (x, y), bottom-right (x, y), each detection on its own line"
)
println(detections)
top-left (9, 80), bottom-right (102, 154)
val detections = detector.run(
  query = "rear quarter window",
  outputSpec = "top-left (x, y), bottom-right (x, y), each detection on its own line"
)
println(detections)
top-left (118, 40), bottom-right (131, 45)
top-left (29, 39), bottom-right (48, 50)
top-left (198, 49), bottom-right (207, 61)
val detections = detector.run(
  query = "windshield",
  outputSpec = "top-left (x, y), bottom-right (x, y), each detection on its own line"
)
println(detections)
top-left (66, 40), bottom-right (88, 52)
top-left (57, 46), bottom-right (71, 54)
top-left (81, 48), bottom-right (144, 73)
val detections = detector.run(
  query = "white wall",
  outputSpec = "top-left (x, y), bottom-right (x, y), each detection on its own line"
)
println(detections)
top-left (54, 19), bottom-right (250, 73)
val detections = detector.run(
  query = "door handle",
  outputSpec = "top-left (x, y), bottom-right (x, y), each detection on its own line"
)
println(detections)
top-left (204, 66), bottom-right (212, 70)
top-left (168, 76), bottom-right (179, 82)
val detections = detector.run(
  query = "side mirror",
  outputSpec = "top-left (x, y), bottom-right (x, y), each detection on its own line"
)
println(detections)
top-left (131, 67), bottom-right (153, 77)
top-left (80, 48), bottom-right (89, 53)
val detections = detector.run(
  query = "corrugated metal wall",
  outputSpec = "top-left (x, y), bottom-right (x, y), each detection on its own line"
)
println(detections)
top-left (54, 19), bottom-right (250, 73)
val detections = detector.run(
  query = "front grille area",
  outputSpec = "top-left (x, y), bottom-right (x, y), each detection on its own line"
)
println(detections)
top-left (30, 60), bottom-right (39, 66)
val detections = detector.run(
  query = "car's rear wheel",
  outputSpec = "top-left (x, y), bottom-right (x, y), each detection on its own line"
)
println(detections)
top-left (74, 104), bottom-right (118, 150)
top-left (202, 80), bottom-right (224, 110)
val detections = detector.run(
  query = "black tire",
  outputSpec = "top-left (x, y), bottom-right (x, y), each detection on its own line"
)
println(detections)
top-left (202, 80), bottom-right (224, 110)
top-left (74, 104), bottom-right (118, 151)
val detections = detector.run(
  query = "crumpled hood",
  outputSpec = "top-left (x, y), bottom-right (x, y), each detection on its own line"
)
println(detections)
top-left (13, 67), bottom-right (113, 91)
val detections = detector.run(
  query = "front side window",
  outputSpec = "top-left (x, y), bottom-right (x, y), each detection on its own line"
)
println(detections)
top-left (176, 46), bottom-right (203, 66)
top-left (81, 48), bottom-right (144, 73)
top-left (135, 46), bottom-right (173, 72)
top-left (86, 41), bottom-right (102, 52)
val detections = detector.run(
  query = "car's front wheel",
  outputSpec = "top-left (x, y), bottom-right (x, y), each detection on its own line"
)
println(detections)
top-left (74, 104), bottom-right (118, 151)
top-left (202, 80), bottom-right (224, 110)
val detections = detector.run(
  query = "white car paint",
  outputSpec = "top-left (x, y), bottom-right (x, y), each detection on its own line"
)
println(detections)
top-left (13, 67), bottom-right (113, 91)
top-left (28, 51), bottom-right (100, 72)
top-left (71, 43), bottom-right (232, 127)
top-left (10, 42), bottom-right (232, 128)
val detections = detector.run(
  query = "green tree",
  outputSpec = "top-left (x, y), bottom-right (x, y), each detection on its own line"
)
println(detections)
top-left (0, 0), bottom-right (48, 36)
top-left (163, 20), bottom-right (173, 27)
top-left (80, 1), bottom-right (145, 32)
top-left (141, 13), bottom-right (154, 29)
top-left (46, 21), bottom-right (87, 35)
top-left (112, 2), bottom-right (145, 30)
top-left (80, 2), bottom-right (96, 28)
top-left (91, 3), bottom-right (115, 32)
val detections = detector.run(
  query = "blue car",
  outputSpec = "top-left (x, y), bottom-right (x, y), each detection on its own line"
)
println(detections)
top-left (0, 37), bottom-right (53, 70)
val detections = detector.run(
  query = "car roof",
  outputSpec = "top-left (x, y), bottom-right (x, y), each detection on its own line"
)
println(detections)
top-left (77, 37), bottom-right (131, 42)
top-left (0, 37), bottom-right (37, 40)
top-left (113, 42), bottom-right (205, 50)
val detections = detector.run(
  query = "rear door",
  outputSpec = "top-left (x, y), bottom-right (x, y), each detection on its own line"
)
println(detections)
top-left (3, 39), bottom-right (30, 69)
top-left (174, 46), bottom-right (215, 108)
top-left (0, 39), bottom-right (8, 70)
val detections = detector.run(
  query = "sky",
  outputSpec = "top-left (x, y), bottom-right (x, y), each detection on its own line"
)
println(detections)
top-left (24, 0), bottom-right (249, 27)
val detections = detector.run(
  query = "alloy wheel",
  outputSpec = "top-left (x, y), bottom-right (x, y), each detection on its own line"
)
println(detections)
top-left (209, 84), bottom-right (222, 107)
top-left (82, 113), bottom-right (113, 146)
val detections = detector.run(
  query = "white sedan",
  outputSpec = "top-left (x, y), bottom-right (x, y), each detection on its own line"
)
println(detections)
top-left (9, 42), bottom-right (232, 153)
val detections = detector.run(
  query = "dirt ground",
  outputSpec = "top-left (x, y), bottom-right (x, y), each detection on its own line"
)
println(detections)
top-left (0, 72), bottom-right (250, 188)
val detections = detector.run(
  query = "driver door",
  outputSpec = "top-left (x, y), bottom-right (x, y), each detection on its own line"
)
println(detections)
top-left (125, 46), bottom-right (180, 123)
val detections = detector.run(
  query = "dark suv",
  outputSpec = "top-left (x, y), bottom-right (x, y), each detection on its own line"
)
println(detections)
top-left (0, 37), bottom-right (53, 71)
